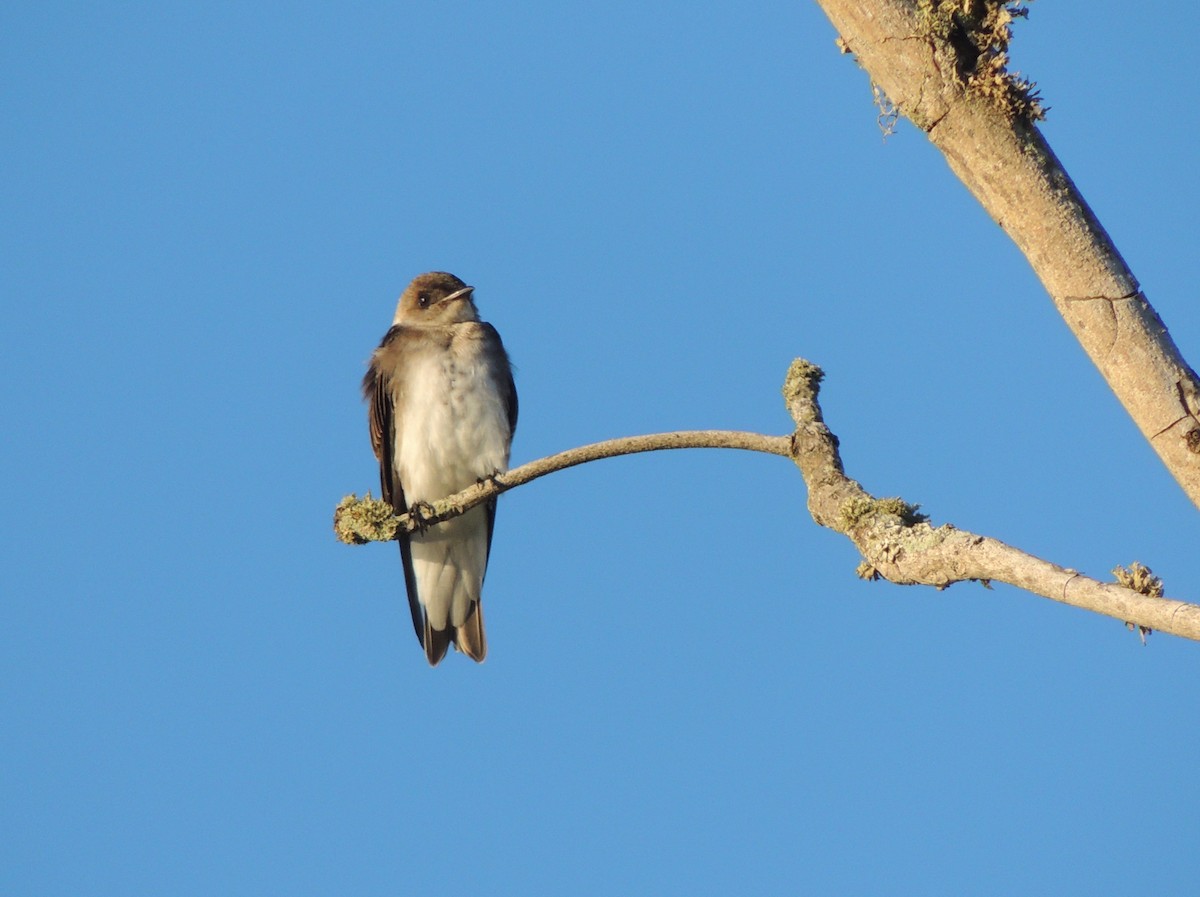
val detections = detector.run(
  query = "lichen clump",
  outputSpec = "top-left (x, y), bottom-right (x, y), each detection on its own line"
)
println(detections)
top-left (1112, 561), bottom-right (1162, 644)
top-left (1111, 562), bottom-right (1164, 598)
top-left (333, 493), bottom-right (400, 545)
top-left (838, 495), bottom-right (929, 531)
top-left (918, 0), bottom-right (1045, 120)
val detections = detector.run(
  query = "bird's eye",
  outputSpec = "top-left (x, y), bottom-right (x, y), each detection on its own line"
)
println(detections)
top-left (417, 292), bottom-right (432, 308)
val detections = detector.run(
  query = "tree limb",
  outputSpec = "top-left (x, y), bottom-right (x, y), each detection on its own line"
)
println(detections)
top-left (334, 359), bottom-right (1200, 644)
top-left (812, 0), bottom-right (1200, 507)
top-left (782, 358), bottom-right (1200, 643)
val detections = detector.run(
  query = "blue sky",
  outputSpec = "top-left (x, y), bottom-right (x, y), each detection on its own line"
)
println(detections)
top-left (3, 2), bottom-right (1197, 894)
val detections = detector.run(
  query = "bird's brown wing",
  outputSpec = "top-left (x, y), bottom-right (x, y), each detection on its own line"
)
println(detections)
top-left (479, 322), bottom-right (518, 567)
top-left (363, 327), bottom-right (426, 650)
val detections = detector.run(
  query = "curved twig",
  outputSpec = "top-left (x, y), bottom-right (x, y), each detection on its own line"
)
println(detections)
top-left (334, 430), bottom-right (790, 542)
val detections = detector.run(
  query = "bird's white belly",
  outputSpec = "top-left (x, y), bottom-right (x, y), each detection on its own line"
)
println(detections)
top-left (394, 349), bottom-right (510, 503)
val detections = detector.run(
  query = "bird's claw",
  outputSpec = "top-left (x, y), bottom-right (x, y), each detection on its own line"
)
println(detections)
top-left (408, 500), bottom-right (438, 533)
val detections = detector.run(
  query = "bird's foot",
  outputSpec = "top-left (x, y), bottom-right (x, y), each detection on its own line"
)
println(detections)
top-left (476, 470), bottom-right (504, 489)
top-left (408, 500), bottom-right (438, 533)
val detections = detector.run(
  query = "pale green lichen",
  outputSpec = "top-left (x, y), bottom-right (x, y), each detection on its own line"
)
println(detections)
top-left (333, 493), bottom-right (400, 545)
top-left (782, 358), bottom-right (824, 400)
top-left (839, 496), bottom-right (873, 529)
top-left (1112, 561), bottom-right (1162, 644)
top-left (856, 561), bottom-right (881, 581)
top-left (838, 495), bottom-right (929, 531)
top-left (1112, 561), bottom-right (1164, 597)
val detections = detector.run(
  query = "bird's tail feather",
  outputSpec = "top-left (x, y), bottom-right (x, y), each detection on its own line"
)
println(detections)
top-left (424, 618), bottom-right (451, 666)
top-left (455, 601), bottom-right (487, 662)
top-left (421, 603), bottom-right (485, 665)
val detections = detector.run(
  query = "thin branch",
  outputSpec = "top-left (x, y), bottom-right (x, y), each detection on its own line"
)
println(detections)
top-left (334, 430), bottom-right (790, 542)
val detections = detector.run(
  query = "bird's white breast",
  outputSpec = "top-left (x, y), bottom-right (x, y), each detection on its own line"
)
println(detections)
top-left (393, 329), bottom-right (511, 502)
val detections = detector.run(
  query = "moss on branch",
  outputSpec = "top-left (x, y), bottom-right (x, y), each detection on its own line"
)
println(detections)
top-left (917, 0), bottom-right (1045, 120)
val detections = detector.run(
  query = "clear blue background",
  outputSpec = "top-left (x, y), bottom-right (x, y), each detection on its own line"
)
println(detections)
top-left (4, 3), bottom-right (1197, 894)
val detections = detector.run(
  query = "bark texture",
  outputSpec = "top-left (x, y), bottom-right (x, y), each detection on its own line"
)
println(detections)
top-left (814, 0), bottom-right (1200, 507)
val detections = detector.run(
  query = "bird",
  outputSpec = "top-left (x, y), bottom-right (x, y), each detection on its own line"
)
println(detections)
top-left (362, 272), bottom-right (518, 665)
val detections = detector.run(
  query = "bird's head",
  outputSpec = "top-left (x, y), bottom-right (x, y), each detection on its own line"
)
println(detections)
top-left (393, 272), bottom-right (480, 325)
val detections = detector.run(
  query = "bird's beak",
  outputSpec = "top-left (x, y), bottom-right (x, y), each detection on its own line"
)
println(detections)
top-left (440, 285), bottom-right (475, 305)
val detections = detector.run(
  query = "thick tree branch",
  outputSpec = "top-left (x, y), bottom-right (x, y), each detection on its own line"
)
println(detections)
top-left (812, 0), bottom-right (1200, 507)
top-left (334, 360), bottom-right (1200, 644)
top-left (782, 358), bottom-right (1200, 643)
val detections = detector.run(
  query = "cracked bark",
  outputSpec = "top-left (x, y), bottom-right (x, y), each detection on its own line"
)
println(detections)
top-left (814, 0), bottom-right (1200, 508)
